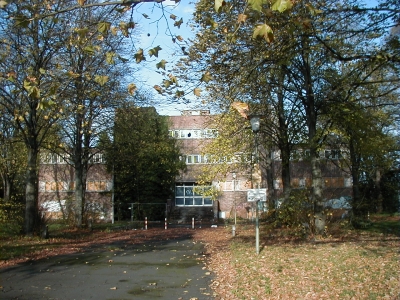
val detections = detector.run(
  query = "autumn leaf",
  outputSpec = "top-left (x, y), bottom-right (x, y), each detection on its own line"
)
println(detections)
top-left (174, 18), bottom-right (183, 28)
top-left (163, 80), bottom-right (172, 88)
top-left (201, 72), bottom-right (213, 83)
top-left (168, 74), bottom-right (178, 84)
top-left (127, 83), bottom-right (137, 95)
top-left (75, 28), bottom-right (89, 38)
top-left (231, 101), bottom-right (249, 118)
top-left (170, 14), bottom-right (177, 20)
top-left (142, 13), bottom-right (150, 19)
top-left (23, 80), bottom-right (40, 99)
top-left (94, 75), bottom-right (109, 86)
top-left (253, 24), bottom-right (274, 43)
top-left (134, 49), bottom-right (146, 63)
top-left (77, 0), bottom-right (85, 5)
top-left (176, 35), bottom-right (184, 42)
top-left (194, 88), bottom-right (201, 97)
top-left (271, 0), bottom-right (293, 12)
top-left (97, 22), bottom-right (111, 35)
top-left (156, 59), bottom-right (167, 70)
top-left (148, 46), bottom-right (162, 58)
top-left (83, 46), bottom-right (96, 55)
top-left (237, 14), bottom-right (248, 24)
top-left (154, 85), bottom-right (163, 94)
top-left (214, 0), bottom-right (226, 12)
top-left (106, 52), bottom-right (116, 64)
top-left (175, 90), bottom-right (184, 98)
top-left (248, 0), bottom-right (267, 12)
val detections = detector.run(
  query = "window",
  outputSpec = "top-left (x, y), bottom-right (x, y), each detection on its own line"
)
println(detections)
top-left (175, 183), bottom-right (212, 206)
top-left (168, 129), bottom-right (218, 139)
top-left (90, 153), bottom-right (104, 164)
top-left (325, 149), bottom-right (341, 159)
top-left (41, 153), bottom-right (68, 164)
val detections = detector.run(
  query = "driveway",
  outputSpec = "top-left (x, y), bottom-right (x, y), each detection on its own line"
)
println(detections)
top-left (0, 232), bottom-right (214, 300)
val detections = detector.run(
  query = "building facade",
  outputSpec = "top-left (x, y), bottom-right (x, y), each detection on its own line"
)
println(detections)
top-left (38, 109), bottom-right (353, 222)
top-left (168, 110), bottom-right (353, 221)
top-left (38, 152), bottom-right (112, 221)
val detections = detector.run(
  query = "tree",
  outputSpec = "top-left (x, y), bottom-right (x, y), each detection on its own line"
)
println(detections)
top-left (176, 0), bottom-right (399, 233)
top-left (104, 103), bottom-right (184, 220)
top-left (0, 109), bottom-right (26, 203)
top-left (51, 5), bottom-right (134, 227)
top-left (0, 1), bottom-right (72, 235)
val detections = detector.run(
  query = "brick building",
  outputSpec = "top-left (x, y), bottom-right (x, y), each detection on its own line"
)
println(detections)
top-left (38, 152), bottom-right (112, 221)
top-left (38, 109), bottom-right (352, 222)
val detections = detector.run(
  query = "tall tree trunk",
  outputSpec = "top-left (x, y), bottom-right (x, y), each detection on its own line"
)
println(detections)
top-left (1, 174), bottom-right (12, 202)
top-left (265, 148), bottom-right (275, 210)
top-left (74, 158), bottom-right (84, 227)
top-left (301, 37), bottom-right (325, 234)
top-left (349, 135), bottom-right (362, 215)
top-left (374, 169), bottom-right (383, 213)
top-left (277, 66), bottom-right (291, 202)
top-left (24, 146), bottom-right (38, 236)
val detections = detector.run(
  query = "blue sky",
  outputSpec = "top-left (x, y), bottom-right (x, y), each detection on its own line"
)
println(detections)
top-left (132, 0), bottom-right (382, 116)
top-left (133, 1), bottom-right (198, 116)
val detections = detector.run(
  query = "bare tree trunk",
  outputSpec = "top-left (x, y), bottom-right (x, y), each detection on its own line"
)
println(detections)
top-left (24, 146), bottom-right (38, 236)
top-left (375, 169), bottom-right (383, 213)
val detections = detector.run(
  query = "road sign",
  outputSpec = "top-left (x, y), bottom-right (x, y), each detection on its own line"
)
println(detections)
top-left (247, 188), bottom-right (267, 202)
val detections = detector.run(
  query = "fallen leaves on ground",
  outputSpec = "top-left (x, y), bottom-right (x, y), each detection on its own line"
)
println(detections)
top-left (1, 223), bottom-right (399, 300)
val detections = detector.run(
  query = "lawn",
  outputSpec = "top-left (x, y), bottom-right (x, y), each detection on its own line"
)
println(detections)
top-left (194, 214), bottom-right (400, 300)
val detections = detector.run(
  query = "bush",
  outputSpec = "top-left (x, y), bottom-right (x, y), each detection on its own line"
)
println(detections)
top-left (273, 190), bottom-right (314, 236)
top-left (0, 199), bottom-right (24, 237)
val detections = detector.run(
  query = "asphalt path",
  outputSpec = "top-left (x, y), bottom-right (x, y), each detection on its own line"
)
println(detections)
top-left (0, 233), bottom-right (214, 300)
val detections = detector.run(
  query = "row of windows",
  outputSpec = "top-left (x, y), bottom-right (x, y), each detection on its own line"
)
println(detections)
top-left (273, 177), bottom-right (352, 189)
top-left (169, 129), bottom-right (218, 139)
top-left (181, 154), bottom-right (252, 165)
top-left (41, 153), bottom-right (105, 164)
top-left (181, 149), bottom-right (343, 165)
top-left (288, 149), bottom-right (342, 160)
top-left (39, 180), bottom-right (112, 192)
top-left (175, 183), bottom-right (213, 206)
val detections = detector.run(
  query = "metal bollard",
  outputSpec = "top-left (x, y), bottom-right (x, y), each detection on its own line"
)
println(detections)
top-left (145, 217), bottom-right (148, 230)
top-left (232, 225), bottom-right (236, 237)
top-left (192, 217), bottom-right (194, 229)
top-left (165, 218), bottom-right (167, 230)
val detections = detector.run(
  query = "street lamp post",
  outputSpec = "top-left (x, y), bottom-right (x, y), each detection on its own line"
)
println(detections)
top-left (232, 172), bottom-right (237, 226)
top-left (250, 115), bottom-right (261, 255)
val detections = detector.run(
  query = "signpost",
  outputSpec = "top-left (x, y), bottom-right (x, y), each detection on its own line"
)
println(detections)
top-left (247, 189), bottom-right (267, 202)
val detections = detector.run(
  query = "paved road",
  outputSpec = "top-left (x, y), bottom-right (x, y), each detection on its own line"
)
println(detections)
top-left (0, 234), bottom-right (214, 300)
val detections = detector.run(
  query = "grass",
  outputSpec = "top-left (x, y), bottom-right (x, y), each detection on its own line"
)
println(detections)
top-left (201, 214), bottom-right (400, 300)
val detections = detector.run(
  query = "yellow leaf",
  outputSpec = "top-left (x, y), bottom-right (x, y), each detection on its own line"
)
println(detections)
top-left (156, 59), bottom-right (167, 70)
top-left (128, 83), bottom-right (137, 95)
top-left (134, 49), bottom-right (146, 63)
top-left (253, 23), bottom-right (274, 43)
top-left (154, 85), bottom-right (163, 94)
top-left (231, 102), bottom-right (249, 118)
top-left (194, 88), bottom-right (201, 97)
top-left (94, 75), bottom-right (109, 86)
top-left (215, 0), bottom-right (226, 12)
top-left (237, 14), bottom-right (248, 24)
top-left (77, 0), bottom-right (85, 5)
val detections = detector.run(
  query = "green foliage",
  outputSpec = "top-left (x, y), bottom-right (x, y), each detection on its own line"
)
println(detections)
top-left (0, 200), bottom-right (24, 237)
top-left (104, 104), bottom-right (185, 220)
top-left (272, 189), bottom-right (314, 236)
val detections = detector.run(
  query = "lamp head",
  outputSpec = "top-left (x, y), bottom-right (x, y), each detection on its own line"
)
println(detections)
top-left (250, 115), bottom-right (261, 133)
